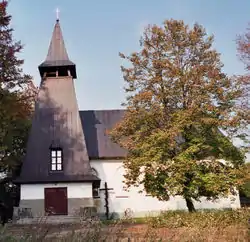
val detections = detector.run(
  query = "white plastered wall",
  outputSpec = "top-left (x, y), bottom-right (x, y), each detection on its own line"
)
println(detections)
top-left (21, 183), bottom-right (92, 200)
top-left (90, 160), bottom-right (241, 217)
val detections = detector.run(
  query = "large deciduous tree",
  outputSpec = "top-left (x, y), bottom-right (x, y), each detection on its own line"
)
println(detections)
top-left (110, 20), bottom-right (248, 212)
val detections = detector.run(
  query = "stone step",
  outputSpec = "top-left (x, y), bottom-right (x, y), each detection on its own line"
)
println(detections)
top-left (15, 215), bottom-right (85, 224)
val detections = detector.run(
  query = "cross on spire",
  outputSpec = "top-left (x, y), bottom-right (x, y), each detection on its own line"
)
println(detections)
top-left (56, 8), bottom-right (60, 21)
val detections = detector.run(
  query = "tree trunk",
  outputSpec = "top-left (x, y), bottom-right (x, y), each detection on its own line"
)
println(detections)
top-left (185, 197), bottom-right (196, 212)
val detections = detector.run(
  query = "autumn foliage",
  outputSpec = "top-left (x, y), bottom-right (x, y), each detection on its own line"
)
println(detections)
top-left (0, 1), bottom-right (36, 176)
top-left (236, 24), bottom-right (250, 200)
top-left (110, 20), bottom-right (248, 211)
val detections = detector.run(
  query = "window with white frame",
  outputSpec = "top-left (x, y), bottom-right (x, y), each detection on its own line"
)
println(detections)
top-left (50, 148), bottom-right (63, 171)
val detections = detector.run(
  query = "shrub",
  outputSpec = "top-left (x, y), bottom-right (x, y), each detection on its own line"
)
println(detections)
top-left (148, 209), bottom-right (250, 229)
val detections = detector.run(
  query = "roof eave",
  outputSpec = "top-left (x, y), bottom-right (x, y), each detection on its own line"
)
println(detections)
top-left (14, 175), bottom-right (101, 185)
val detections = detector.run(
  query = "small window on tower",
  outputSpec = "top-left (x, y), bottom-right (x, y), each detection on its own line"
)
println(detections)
top-left (50, 148), bottom-right (63, 171)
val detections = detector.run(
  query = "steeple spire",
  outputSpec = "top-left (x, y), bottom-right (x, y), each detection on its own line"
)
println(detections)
top-left (38, 16), bottom-right (77, 78)
top-left (45, 19), bottom-right (69, 63)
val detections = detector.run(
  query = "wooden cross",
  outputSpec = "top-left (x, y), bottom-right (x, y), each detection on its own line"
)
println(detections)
top-left (56, 8), bottom-right (60, 21)
top-left (99, 182), bottom-right (113, 220)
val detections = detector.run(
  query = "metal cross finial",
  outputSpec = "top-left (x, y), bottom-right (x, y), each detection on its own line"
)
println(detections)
top-left (56, 8), bottom-right (60, 21)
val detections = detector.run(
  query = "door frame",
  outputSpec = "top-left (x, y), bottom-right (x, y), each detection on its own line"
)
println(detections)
top-left (44, 187), bottom-right (68, 216)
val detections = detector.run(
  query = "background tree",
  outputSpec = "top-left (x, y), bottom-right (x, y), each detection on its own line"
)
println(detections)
top-left (236, 23), bottom-right (250, 204)
top-left (0, 0), bottom-right (35, 176)
top-left (239, 163), bottom-right (250, 199)
top-left (0, 0), bottom-right (36, 221)
top-left (110, 19), bottom-right (248, 212)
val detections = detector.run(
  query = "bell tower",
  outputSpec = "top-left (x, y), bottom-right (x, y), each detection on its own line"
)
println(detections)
top-left (16, 17), bottom-right (100, 207)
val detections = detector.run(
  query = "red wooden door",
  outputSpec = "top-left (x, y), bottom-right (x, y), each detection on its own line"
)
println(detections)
top-left (44, 187), bottom-right (68, 215)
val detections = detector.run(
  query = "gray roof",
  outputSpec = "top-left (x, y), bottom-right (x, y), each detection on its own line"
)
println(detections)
top-left (80, 110), bottom-right (127, 159)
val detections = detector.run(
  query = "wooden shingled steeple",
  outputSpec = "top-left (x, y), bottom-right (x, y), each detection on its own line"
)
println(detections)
top-left (38, 18), bottom-right (76, 79)
top-left (16, 18), bottom-right (99, 185)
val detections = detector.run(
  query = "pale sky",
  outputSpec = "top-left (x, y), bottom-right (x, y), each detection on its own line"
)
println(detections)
top-left (8, 0), bottom-right (250, 161)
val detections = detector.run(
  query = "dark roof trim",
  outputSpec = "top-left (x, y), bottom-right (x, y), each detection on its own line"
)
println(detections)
top-left (14, 175), bottom-right (100, 184)
top-left (14, 180), bottom-right (100, 185)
